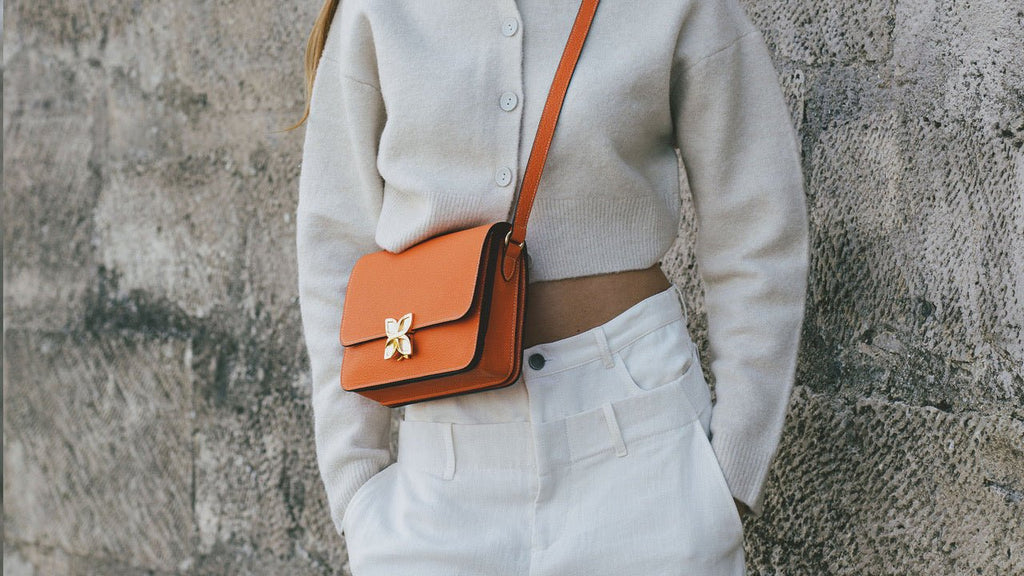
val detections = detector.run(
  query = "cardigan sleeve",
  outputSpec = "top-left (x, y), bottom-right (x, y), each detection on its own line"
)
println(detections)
top-left (295, 11), bottom-right (393, 537)
top-left (670, 1), bottom-right (810, 517)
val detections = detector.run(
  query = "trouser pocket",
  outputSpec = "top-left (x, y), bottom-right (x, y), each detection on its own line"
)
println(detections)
top-left (341, 462), bottom-right (398, 540)
top-left (537, 376), bottom-right (745, 575)
top-left (344, 419), bottom-right (539, 575)
top-left (612, 316), bottom-right (714, 437)
top-left (556, 419), bottom-right (745, 574)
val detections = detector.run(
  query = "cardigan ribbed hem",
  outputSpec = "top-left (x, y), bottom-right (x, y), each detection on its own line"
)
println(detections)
top-left (333, 457), bottom-right (393, 537)
top-left (522, 195), bottom-right (679, 283)
top-left (709, 427), bottom-right (781, 517)
top-left (376, 190), bottom-right (680, 284)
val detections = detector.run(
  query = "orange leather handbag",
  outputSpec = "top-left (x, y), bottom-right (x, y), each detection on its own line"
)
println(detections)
top-left (339, 0), bottom-right (601, 407)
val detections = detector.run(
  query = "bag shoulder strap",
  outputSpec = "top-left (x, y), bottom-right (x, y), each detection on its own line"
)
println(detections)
top-left (502, 0), bottom-right (600, 280)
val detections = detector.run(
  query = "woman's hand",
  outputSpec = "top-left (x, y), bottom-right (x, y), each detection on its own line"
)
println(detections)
top-left (733, 497), bottom-right (750, 519)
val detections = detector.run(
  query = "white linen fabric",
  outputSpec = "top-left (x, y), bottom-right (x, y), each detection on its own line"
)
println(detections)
top-left (343, 285), bottom-right (746, 575)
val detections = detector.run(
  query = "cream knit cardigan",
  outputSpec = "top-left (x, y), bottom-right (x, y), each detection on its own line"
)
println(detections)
top-left (296, 0), bottom-right (809, 534)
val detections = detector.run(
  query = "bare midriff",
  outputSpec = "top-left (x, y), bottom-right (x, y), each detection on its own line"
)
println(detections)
top-left (521, 263), bottom-right (673, 349)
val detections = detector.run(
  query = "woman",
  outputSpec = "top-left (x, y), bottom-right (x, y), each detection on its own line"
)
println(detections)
top-left (293, 0), bottom-right (808, 574)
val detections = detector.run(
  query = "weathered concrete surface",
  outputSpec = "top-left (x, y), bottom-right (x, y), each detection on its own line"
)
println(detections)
top-left (3, 0), bottom-right (1022, 575)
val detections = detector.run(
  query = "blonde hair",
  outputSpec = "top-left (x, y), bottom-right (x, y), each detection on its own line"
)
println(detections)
top-left (284, 0), bottom-right (341, 132)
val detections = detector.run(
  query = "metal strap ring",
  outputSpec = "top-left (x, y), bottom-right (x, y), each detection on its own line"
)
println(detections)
top-left (504, 230), bottom-right (525, 250)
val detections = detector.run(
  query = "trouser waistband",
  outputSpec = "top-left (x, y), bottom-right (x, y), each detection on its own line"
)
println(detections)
top-left (517, 284), bottom-right (689, 380)
top-left (397, 375), bottom-right (697, 478)
top-left (402, 284), bottom-right (693, 425)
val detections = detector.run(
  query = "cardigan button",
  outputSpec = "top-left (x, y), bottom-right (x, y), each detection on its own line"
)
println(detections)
top-left (499, 91), bottom-right (519, 111)
top-left (495, 166), bottom-right (513, 187)
top-left (528, 353), bottom-right (546, 370)
top-left (502, 18), bottom-right (519, 36)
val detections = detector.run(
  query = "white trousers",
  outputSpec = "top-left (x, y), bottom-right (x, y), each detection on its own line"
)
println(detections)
top-left (342, 285), bottom-right (746, 575)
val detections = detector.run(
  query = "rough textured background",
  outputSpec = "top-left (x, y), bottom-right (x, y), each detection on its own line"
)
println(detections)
top-left (3, 0), bottom-right (1022, 574)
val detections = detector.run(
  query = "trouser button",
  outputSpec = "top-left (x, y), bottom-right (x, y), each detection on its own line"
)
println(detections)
top-left (528, 353), bottom-right (546, 370)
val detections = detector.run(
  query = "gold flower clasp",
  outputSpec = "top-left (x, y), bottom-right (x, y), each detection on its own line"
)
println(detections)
top-left (384, 312), bottom-right (414, 360)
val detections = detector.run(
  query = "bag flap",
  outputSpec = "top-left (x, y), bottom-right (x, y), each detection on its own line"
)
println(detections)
top-left (339, 222), bottom-right (507, 347)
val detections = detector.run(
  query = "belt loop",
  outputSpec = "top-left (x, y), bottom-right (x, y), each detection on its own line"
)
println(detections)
top-left (593, 326), bottom-right (615, 369)
top-left (602, 402), bottom-right (628, 457)
top-left (442, 422), bottom-right (456, 480)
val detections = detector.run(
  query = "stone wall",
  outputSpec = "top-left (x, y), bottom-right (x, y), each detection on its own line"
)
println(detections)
top-left (4, 1), bottom-right (1022, 574)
